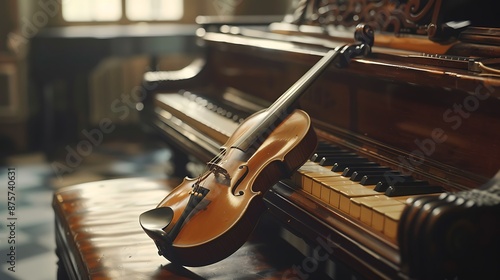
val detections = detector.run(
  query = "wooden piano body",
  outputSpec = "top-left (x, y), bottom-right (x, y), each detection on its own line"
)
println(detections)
top-left (140, 1), bottom-right (500, 279)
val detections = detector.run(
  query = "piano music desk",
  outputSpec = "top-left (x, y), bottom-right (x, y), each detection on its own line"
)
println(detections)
top-left (52, 177), bottom-right (316, 279)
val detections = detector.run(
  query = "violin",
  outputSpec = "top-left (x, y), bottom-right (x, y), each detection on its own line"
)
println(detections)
top-left (140, 24), bottom-right (374, 267)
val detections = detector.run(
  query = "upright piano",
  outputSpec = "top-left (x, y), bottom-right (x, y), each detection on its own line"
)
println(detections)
top-left (141, 1), bottom-right (500, 279)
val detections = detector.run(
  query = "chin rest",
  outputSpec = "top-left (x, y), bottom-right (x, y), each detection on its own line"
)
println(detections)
top-left (53, 177), bottom-right (306, 279)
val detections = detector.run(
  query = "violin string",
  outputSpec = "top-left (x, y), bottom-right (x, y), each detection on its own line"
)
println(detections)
top-left (193, 53), bottom-right (316, 189)
top-left (238, 49), bottom-right (342, 150)
top-left (192, 50), bottom-right (341, 194)
top-left (197, 51), bottom-right (340, 189)
top-left (194, 149), bottom-right (225, 192)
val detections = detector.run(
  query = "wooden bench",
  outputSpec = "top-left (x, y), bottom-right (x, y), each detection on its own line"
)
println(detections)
top-left (52, 177), bottom-right (311, 279)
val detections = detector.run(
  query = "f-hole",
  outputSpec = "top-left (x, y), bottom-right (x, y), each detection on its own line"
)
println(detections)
top-left (231, 165), bottom-right (249, 196)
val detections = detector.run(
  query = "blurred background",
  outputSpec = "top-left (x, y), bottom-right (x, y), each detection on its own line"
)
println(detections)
top-left (0, 1), bottom-right (292, 279)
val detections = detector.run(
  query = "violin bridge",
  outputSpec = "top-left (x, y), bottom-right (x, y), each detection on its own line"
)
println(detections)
top-left (207, 163), bottom-right (232, 186)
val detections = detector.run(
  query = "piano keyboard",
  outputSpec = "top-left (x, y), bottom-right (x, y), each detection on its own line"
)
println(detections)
top-left (291, 142), bottom-right (443, 241)
top-left (155, 91), bottom-right (247, 144)
top-left (154, 89), bottom-right (268, 154)
top-left (154, 92), bottom-right (444, 242)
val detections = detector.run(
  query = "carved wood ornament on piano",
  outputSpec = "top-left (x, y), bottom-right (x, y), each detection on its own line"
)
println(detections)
top-left (140, 24), bottom-right (375, 267)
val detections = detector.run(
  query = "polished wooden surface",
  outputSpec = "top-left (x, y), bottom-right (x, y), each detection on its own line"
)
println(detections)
top-left (53, 178), bottom-right (319, 279)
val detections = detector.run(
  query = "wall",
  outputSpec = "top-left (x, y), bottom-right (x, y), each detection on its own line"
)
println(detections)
top-left (0, 1), bottom-right (36, 156)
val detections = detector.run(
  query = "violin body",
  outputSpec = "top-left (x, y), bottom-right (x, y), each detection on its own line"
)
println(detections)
top-left (155, 109), bottom-right (317, 266)
top-left (140, 26), bottom-right (373, 266)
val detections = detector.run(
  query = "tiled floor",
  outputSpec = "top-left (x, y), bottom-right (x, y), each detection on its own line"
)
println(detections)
top-left (0, 137), bottom-right (174, 280)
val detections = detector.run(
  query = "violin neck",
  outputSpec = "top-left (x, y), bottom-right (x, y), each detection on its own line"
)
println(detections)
top-left (232, 48), bottom-right (342, 152)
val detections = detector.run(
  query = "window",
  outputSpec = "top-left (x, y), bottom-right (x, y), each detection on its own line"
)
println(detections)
top-left (126, 0), bottom-right (183, 21)
top-left (62, 0), bottom-right (122, 22)
top-left (62, 0), bottom-right (183, 22)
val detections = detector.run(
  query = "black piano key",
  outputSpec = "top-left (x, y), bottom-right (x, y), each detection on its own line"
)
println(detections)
top-left (385, 185), bottom-right (443, 197)
top-left (342, 166), bottom-right (390, 177)
top-left (311, 151), bottom-right (356, 162)
top-left (350, 170), bottom-right (401, 181)
top-left (374, 182), bottom-right (387, 192)
top-left (331, 161), bottom-right (378, 172)
top-left (360, 175), bottom-right (413, 186)
top-left (319, 155), bottom-right (366, 166)
top-left (310, 144), bottom-right (348, 160)
top-left (374, 180), bottom-right (428, 192)
top-left (186, 92), bottom-right (252, 120)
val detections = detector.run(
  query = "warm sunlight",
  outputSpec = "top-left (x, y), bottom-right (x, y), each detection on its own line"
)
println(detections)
top-left (62, 0), bottom-right (183, 22)
top-left (62, 0), bottom-right (122, 22)
top-left (126, 0), bottom-right (183, 21)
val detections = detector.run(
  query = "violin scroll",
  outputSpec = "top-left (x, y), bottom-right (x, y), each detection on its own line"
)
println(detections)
top-left (335, 23), bottom-right (375, 67)
top-left (355, 23), bottom-right (375, 50)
